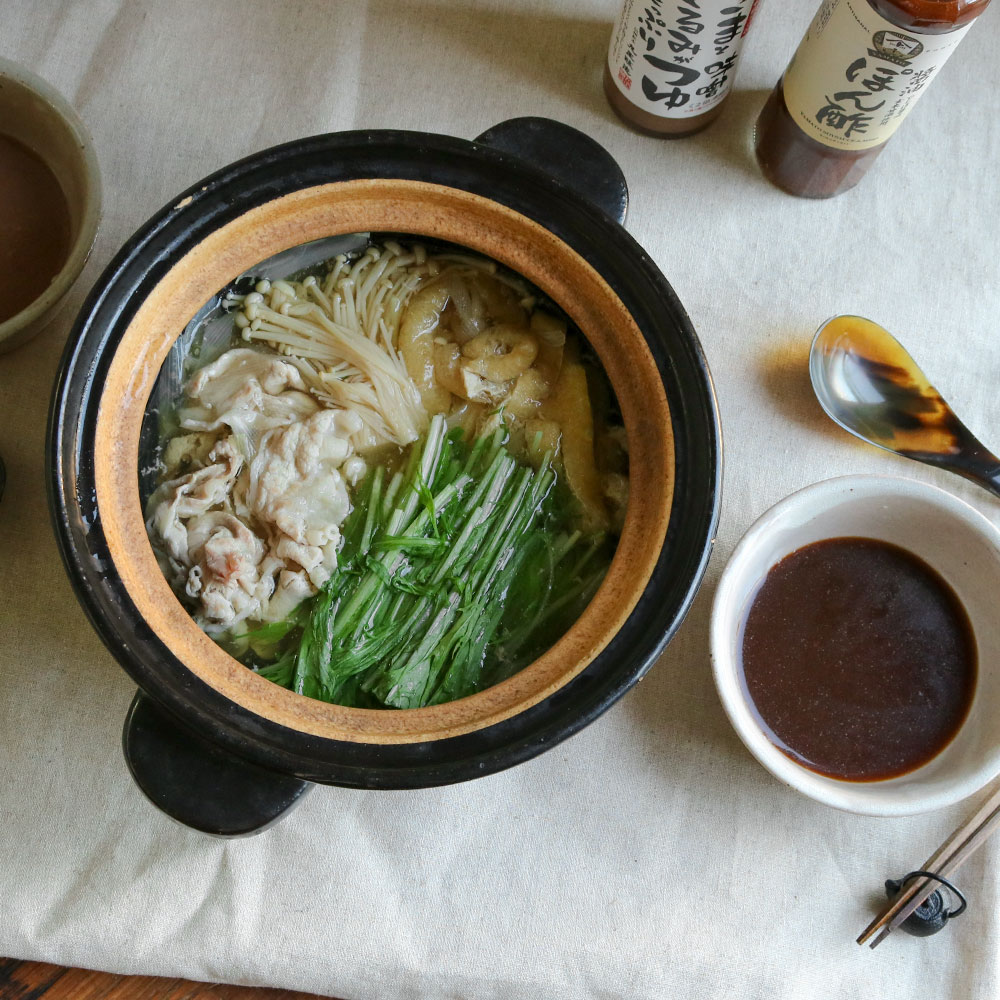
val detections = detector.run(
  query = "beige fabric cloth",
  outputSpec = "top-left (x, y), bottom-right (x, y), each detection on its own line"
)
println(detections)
top-left (2, 1), bottom-right (1000, 996)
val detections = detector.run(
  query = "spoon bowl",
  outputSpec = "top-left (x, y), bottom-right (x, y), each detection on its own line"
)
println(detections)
top-left (809, 315), bottom-right (1000, 499)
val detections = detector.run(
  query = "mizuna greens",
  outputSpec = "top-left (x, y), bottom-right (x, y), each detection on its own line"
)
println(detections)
top-left (251, 414), bottom-right (610, 708)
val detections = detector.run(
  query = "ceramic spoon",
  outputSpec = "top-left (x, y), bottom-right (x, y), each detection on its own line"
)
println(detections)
top-left (809, 314), bottom-right (1000, 500)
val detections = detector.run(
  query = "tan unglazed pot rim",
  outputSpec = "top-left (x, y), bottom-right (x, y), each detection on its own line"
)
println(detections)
top-left (93, 178), bottom-right (674, 744)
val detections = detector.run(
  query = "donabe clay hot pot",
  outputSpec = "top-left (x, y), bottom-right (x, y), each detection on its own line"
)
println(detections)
top-left (49, 119), bottom-right (720, 835)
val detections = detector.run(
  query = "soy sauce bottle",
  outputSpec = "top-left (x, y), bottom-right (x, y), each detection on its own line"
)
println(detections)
top-left (605, 0), bottom-right (762, 138)
top-left (755, 0), bottom-right (992, 198)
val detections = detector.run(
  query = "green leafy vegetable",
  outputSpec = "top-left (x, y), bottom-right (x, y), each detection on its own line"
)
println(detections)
top-left (252, 413), bottom-right (610, 709)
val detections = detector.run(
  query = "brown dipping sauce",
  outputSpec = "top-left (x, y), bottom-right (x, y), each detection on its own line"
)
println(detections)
top-left (740, 537), bottom-right (976, 781)
top-left (0, 133), bottom-right (72, 325)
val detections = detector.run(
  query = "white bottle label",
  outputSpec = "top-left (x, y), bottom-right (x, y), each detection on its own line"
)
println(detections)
top-left (782, 0), bottom-right (972, 151)
top-left (608, 0), bottom-right (760, 119)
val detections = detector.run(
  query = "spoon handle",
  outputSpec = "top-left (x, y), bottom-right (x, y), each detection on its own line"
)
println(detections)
top-left (966, 465), bottom-right (1000, 500)
top-left (896, 410), bottom-right (1000, 500)
top-left (939, 428), bottom-right (1000, 500)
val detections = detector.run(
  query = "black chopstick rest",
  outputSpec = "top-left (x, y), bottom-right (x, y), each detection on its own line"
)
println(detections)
top-left (884, 871), bottom-right (968, 937)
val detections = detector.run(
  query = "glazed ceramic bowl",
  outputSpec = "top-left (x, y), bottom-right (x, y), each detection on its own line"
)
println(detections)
top-left (49, 119), bottom-right (720, 834)
top-left (0, 56), bottom-right (101, 353)
top-left (711, 475), bottom-right (1000, 816)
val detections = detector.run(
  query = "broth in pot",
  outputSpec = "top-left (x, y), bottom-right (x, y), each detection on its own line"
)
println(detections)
top-left (145, 238), bottom-right (629, 710)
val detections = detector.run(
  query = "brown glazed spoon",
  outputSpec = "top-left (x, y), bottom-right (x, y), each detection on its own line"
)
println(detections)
top-left (809, 315), bottom-right (1000, 499)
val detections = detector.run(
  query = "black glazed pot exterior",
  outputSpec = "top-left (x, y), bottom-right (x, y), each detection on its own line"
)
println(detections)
top-left (48, 118), bottom-right (721, 811)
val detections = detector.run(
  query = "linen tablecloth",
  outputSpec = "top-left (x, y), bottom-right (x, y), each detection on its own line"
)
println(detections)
top-left (2, 2), bottom-right (1000, 997)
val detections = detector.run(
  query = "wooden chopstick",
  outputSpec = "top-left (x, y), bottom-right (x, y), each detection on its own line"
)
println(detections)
top-left (857, 781), bottom-right (1000, 948)
top-left (865, 803), bottom-right (1000, 949)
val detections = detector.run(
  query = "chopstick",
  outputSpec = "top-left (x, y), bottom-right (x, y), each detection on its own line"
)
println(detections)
top-left (857, 781), bottom-right (1000, 948)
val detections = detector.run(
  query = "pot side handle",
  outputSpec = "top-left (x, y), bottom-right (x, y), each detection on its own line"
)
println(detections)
top-left (122, 691), bottom-right (312, 837)
top-left (474, 117), bottom-right (628, 226)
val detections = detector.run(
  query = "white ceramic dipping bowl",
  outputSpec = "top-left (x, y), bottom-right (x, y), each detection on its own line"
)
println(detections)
top-left (711, 475), bottom-right (1000, 816)
top-left (0, 56), bottom-right (101, 353)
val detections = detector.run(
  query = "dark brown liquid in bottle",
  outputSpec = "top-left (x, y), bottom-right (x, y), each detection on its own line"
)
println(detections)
top-left (754, 0), bottom-right (992, 198)
top-left (0, 133), bottom-right (73, 324)
top-left (754, 85), bottom-right (885, 199)
top-left (602, 64), bottom-right (724, 138)
top-left (740, 537), bottom-right (976, 781)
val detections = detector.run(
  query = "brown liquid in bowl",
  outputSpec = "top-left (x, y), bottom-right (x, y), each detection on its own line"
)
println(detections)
top-left (0, 133), bottom-right (72, 324)
top-left (740, 537), bottom-right (976, 781)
